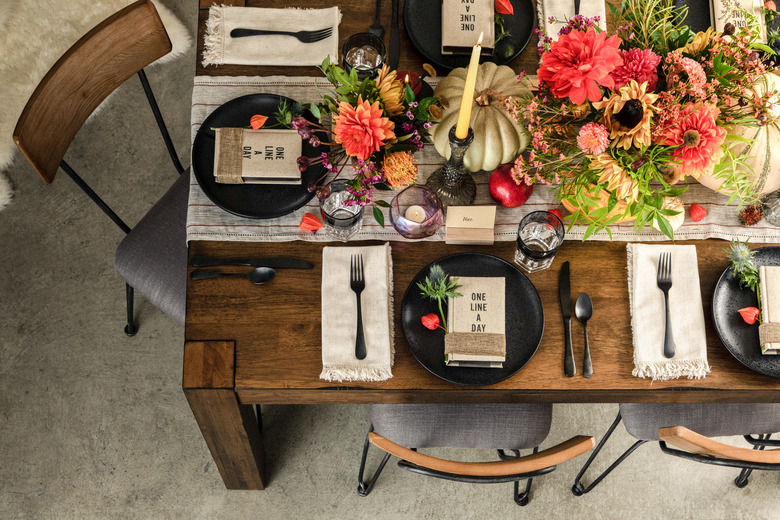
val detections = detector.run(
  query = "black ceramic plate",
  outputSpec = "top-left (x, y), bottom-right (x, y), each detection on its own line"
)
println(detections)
top-left (712, 247), bottom-right (780, 379)
top-left (403, 0), bottom-right (535, 71)
top-left (672, 0), bottom-right (711, 33)
top-left (401, 253), bottom-right (544, 386)
top-left (192, 94), bottom-right (328, 219)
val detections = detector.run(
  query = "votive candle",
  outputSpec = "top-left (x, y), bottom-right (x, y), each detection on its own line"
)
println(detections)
top-left (404, 205), bottom-right (427, 223)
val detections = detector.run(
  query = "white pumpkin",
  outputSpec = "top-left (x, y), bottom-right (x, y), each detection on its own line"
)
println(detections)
top-left (431, 62), bottom-right (529, 172)
top-left (697, 72), bottom-right (780, 196)
top-left (652, 197), bottom-right (685, 234)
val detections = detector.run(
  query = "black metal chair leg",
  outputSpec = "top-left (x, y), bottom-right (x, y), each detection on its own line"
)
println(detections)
top-left (572, 411), bottom-right (648, 496)
top-left (137, 69), bottom-right (185, 175)
top-left (357, 425), bottom-right (392, 497)
top-left (124, 283), bottom-right (137, 337)
top-left (513, 447), bottom-right (538, 506)
top-left (735, 434), bottom-right (770, 488)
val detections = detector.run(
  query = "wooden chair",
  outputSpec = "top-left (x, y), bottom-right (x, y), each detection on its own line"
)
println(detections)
top-left (14, 0), bottom-right (187, 334)
top-left (572, 403), bottom-right (780, 496)
top-left (357, 404), bottom-right (595, 505)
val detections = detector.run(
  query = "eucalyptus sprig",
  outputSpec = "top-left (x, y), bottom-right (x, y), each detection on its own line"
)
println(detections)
top-left (417, 265), bottom-right (462, 332)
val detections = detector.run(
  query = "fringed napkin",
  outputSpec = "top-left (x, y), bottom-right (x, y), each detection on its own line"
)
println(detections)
top-left (627, 244), bottom-right (710, 380)
top-left (321, 244), bottom-right (394, 382)
top-left (202, 5), bottom-right (341, 67)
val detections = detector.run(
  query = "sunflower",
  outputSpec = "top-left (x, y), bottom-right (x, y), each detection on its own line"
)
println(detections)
top-left (593, 80), bottom-right (658, 150)
top-left (376, 65), bottom-right (404, 116)
top-left (591, 154), bottom-right (639, 202)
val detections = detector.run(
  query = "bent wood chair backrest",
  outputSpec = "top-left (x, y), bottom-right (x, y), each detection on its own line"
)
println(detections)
top-left (13, 0), bottom-right (172, 184)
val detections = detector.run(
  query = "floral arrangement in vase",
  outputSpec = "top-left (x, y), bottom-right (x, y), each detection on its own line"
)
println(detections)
top-left (288, 57), bottom-right (440, 226)
top-left (504, 0), bottom-right (779, 238)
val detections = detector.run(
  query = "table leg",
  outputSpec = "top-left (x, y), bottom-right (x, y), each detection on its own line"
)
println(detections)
top-left (183, 340), bottom-right (265, 490)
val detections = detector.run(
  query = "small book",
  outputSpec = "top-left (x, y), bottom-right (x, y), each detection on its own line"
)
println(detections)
top-left (440, 0), bottom-right (495, 55)
top-left (711, 0), bottom-right (766, 42)
top-left (214, 128), bottom-right (302, 185)
top-left (444, 276), bottom-right (506, 368)
top-left (537, 0), bottom-right (606, 42)
top-left (758, 266), bottom-right (780, 355)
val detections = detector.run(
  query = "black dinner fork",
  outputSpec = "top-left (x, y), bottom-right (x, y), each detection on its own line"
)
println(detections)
top-left (351, 254), bottom-right (367, 360)
top-left (230, 27), bottom-right (333, 44)
top-left (657, 252), bottom-right (675, 359)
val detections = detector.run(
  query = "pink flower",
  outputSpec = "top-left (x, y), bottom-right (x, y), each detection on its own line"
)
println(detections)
top-left (661, 103), bottom-right (726, 178)
top-left (610, 48), bottom-right (661, 92)
top-left (537, 28), bottom-right (623, 105)
top-left (577, 122), bottom-right (610, 155)
top-left (333, 97), bottom-right (395, 160)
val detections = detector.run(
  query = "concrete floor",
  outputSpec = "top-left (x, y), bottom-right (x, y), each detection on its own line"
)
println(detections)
top-left (0, 1), bottom-right (778, 518)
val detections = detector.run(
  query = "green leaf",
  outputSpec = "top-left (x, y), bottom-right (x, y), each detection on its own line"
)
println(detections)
top-left (374, 199), bottom-right (391, 208)
top-left (373, 206), bottom-right (385, 227)
top-left (656, 215), bottom-right (674, 239)
top-left (307, 103), bottom-right (321, 119)
top-left (373, 182), bottom-right (393, 191)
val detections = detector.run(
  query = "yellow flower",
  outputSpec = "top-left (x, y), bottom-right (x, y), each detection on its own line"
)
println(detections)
top-left (593, 80), bottom-right (657, 150)
top-left (383, 152), bottom-right (417, 188)
top-left (678, 28), bottom-right (715, 55)
top-left (376, 65), bottom-right (404, 116)
top-left (591, 154), bottom-right (639, 202)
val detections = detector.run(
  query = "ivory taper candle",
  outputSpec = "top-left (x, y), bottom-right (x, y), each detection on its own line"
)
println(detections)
top-left (454, 32), bottom-right (483, 140)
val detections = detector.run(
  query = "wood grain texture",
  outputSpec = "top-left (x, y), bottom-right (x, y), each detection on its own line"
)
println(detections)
top-left (369, 432), bottom-right (595, 476)
top-left (186, 240), bottom-right (780, 404)
top-left (14, 0), bottom-right (172, 183)
top-left (658, 426), bottom-right (780, 463)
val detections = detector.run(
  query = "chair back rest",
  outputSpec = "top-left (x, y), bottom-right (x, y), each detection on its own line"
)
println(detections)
top-left (13, 0), bottom-right (172, 184)
top-left (659, 426), bottom-right (780, 465)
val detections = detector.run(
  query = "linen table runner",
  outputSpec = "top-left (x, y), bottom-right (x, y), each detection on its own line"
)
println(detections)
top-left (627, 243), bottom-right (710, 380)
top-left (188, 76), bottom-right (780, 243)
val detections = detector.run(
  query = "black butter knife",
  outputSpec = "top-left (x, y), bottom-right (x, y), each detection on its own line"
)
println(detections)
top-left (559, 261), bottom-right (576, 377)
top-left (191, 256), bottom-right (314, 269)
top-left (388, 0), bottom-right (400, 69)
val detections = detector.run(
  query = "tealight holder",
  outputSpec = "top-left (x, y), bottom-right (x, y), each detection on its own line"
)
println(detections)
top-left (389, 185), bottom-right (444, 239)
top-left (425, 126), bottom-right (476, 207)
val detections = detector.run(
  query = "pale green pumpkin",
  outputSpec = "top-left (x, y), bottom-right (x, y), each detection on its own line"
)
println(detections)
top-left (431, 62), bottom-right (529, 172)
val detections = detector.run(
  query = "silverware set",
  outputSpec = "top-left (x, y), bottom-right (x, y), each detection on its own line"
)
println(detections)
top-left (657, 252), bottom-right (675, 358)
top-left (230, 27), bottom-right (333, 44)
top-left (560, 261), bottom-right (595, 378)
top-left (190, 256), bottom-right (314, 284)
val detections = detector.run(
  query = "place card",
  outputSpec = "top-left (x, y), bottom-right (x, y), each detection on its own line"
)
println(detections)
top-left (214, 128), bottom-right (302, 185)
top-left (759, 266), bottom-right (780, 354)
top-left (444, 276), bottom-right (506, 368)
top-left (445, 205), bottom-right (496, 245)
top-left (441, 0), bottom-right (495, 55)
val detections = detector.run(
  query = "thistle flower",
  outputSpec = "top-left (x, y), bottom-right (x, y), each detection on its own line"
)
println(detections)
top-left (727, 239), bottom-right (759, 293)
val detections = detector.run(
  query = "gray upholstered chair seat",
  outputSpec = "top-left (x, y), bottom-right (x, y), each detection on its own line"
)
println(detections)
top-left (115, 171), bottom-right (189, 325)
top-left (620, 403), bottom-right (780, 441)
top-left (371, 403), bottom-right (552, 450)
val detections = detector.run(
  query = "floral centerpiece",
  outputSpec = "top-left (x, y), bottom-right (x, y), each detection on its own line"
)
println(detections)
top-left (288, 58), bottom-right (439, 226)
top-left (504, 0), bottom-right (779, 238)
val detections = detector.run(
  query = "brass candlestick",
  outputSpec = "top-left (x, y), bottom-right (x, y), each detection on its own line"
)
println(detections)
top-left (425, 126), bottom-right (476, 207)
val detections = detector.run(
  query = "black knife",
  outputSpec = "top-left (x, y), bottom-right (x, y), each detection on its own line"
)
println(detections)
top-left (560, 261), bottom-right (576, 377)
top-left (191, 256), bottom-right (314, 269)
top-left (388, 0), bottom-right (400, 69)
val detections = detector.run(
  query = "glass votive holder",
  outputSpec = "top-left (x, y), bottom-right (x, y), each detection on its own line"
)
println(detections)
top-left (341, 32), bottom-right (386, 80)
top-left (320, 180), bottom-right (364, 242)
top-left (389, 185), bottom-right (444, 239)
top-left (514, 211), bottom-right (565, 273)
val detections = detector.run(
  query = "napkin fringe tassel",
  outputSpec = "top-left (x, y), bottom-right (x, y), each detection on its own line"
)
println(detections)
top-left (320, 366), bottom-right (394, 382)
top-left (202, 5), bottom-right (224, 67)
top-left (632, 359), bottom-right (711, 381)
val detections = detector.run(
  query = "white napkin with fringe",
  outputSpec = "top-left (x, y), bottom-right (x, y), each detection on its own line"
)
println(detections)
top-left (627, 244), bottom-right (710, 380)
top-left (321, 244), bottom-right (394, 382)
top-left (202, 5), bottom-right (341, 67)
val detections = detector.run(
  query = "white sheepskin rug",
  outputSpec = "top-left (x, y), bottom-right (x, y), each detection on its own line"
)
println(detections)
top-left (0, 0), bottom-right (191, 211)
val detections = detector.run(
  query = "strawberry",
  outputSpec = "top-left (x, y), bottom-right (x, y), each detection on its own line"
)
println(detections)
top-left (549, 208), bottom-right (564, 222)
top-left (689, 203), bottom-right (707, 222)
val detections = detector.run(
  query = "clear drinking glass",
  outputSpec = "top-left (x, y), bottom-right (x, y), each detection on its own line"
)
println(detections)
top-left (319, 180), bottom-right (364, 241)
top-left (514, 211), bottom-right (565, 273)
top-left (341, 32), bottom-right (386, 80)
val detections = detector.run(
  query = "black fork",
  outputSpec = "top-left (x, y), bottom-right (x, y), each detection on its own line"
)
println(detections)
top-left (230, 27), bottom-right (333, 43)
top-left (657, 252), bottom-right (675, 359)
top-left (351, 254), bottom-right (367, 360)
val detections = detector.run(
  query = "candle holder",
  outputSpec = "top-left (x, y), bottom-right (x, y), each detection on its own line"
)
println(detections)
top-left (425, 126), bottom-right (476, 207)
top-left (389, 185), bottom-right (444, 239)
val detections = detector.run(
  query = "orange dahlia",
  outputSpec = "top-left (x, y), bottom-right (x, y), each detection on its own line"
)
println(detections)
top-left (333, 97), bottom-right (395, 160)
top-left (660, 103), bottom-right (726, 178)
top-left (376, 65), bottom-right (405, 116)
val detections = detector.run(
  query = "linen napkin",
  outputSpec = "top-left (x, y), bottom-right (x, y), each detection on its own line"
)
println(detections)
top-left (627, 244), bottom-right (710, 380)
top-left (321, 244), bottom-right (394, 382)
top-left (202, 5), bottom-right (341, 67)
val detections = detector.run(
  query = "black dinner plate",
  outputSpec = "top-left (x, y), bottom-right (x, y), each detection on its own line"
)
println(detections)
top-left (712, 247), bottom-right (780, 379)
top-left (403, 0), bottom-right (536, 71)
top-left (192, 94), bottom-right (328, 219)
top-left (401, 253), bottom-right (544, 386)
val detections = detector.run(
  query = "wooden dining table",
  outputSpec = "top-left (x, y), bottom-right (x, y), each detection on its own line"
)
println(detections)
top-left (185, 0), bottom-right (780, 490)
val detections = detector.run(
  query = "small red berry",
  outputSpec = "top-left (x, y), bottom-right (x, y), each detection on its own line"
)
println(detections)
top-left (689, 203), bottom-right (707, 222)
top-left (549, 209), bottom-right (564, 222)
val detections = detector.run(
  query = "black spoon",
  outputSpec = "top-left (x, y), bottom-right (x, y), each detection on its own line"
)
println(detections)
top-left (190, 267), bottom-right (277, 285)
top-left (575, 293), bottom-right (593, 378)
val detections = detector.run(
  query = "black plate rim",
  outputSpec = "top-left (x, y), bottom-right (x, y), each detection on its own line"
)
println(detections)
top-left (191, 93), bottom-right (327, 220)
top-left (400, 252), bottom-right (544, 387)
top-left (712, 246), bottom-right (780, 379)
top-left (403, 0), bottom-right (536, 71)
